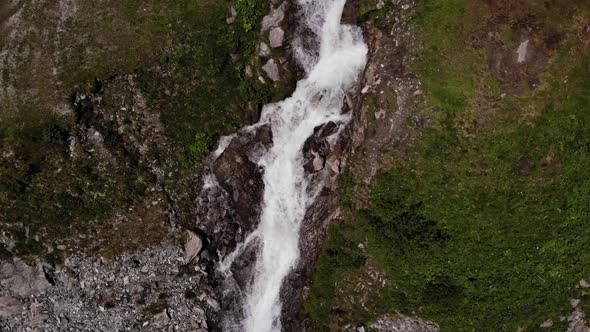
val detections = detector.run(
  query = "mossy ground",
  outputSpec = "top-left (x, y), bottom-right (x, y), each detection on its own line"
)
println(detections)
top-left (306, 1), bottom-right (590, 331)
top-left (1, 0), bottom-right (292, 258)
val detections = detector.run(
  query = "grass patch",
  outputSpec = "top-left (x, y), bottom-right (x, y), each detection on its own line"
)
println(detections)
top-left (307, 1), bottom-right (590, 331)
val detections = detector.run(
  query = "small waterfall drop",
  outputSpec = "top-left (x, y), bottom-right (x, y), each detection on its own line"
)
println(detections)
top-left (218, 0), bottom-right (367, 330)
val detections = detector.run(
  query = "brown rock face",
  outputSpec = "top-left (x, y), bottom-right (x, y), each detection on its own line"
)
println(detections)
top-left (193, 125), bottom-right (273, 260)
top-left (192, 125), bottom-right (275, 331)
top-left (341, 0), bottom-right (360, 24)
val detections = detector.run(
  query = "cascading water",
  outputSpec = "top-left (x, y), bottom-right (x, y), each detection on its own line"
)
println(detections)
top-left (218, 0), bottom-right (367, 331)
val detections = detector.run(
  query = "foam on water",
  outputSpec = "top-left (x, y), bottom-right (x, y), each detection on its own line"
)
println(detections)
top-left (219, 0), bottom-right (367, 330)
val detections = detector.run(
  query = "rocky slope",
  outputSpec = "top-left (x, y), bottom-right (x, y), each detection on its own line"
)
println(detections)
top-left (2, 0), bottom-right (590, 331)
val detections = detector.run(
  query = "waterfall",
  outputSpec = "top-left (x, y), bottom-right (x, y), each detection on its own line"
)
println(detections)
top-left (218, 0), bottom-right (367, 330)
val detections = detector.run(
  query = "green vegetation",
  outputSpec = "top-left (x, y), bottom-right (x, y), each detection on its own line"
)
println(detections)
top-left (307, 1), bottom-right (590, 331)
top-left (1, 0), bottom-right (294, 257)
top-left (138, 0), bottom-right (292, 153)
top-left (235, 0), bottom-right (259, 32)
top-left (180, 133), bottom-right (215, 168)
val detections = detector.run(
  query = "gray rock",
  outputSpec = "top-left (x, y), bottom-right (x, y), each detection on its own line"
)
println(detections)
top-left (0, 296), bottom-right (23, 318)
top-left (245, 65), bottom-right (253, 78)
top-left (206, 297), bottom-right (220, 311)
top-left (568, 309), bottom-right (590, 332)
top-left (0, 259), bottom-right (51, 297)
top-left (310, 152), bottom-right (325, 172)
top-left (303, 122), bottom-right (337, 174)
top-left (26, 301), bottom-right (49, 327)
top-left (262, 59), bottom-right (281, 82)
top-left (572, 298), bottom-right (581, 308)
top-left (183, 230), bottom-right (203, 264)
top-left (269, 27), bottom-right (285, 48)
top-left (261, 2), bottom-right (286, 32)
top-left (371, 315), bottom-right (440, 332)
top-left (226, 7), bottom-right (237, 24)
top-left (540, 319), bottom-right (554, 328)
top-left (0, 244), bottom-right (211, 332)
top-left (580, 279), bottom-right (590, 288)
top-left (258, 42), bottom-right (271, 57)
top-left (151, 309), bottom-right (170, 327)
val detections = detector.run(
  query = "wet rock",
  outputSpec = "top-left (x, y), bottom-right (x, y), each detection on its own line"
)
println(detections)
top-left (0, 259), bottom-right (51, 297)
top-left (304, 151), bottom-right (325, 173)
top-left (183, 230), bottom-right (203, 264)
top-left (326, 155), bottom-right (342, 174)
top-left (261, 2), bottom-right (286, 32)
top-left (281, 1), bottom-right (430, 330)
top-left (262, 59), bottom-right (281, 82)
top-left (269, 27), bottom-right (285, 48)
top-left (303, 122), bottom-right (339, 174)
top-left (343, 92), bottom-right (354, 112)
top-left (341, 0), bottom-right (360, 24)
top-left (194, 126), bottom-right (273, 259)
top-left (229, 239), bottom-right (261, 290)
top-left (0, 296), bottom-right (22, 318)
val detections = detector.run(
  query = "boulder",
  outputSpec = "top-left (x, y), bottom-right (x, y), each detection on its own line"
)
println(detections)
top-left (261, 2), bottom-right (286, 32)
top-left (226, 7), bottom-right (237, 24)
top-left (302, 122), bottom-right (340, 173)
top-left (0, 259), bottom-right (51, 297)
top-left (258, 42), bottom-right (271, 57)
top-left (269, 27), bottom-right (285, 48)
top-left (151, 309), bottom-right (170, 328)
top-left (194, 125), bottom-right (273, 258)
top-left (262, 59), bottom-right (281, 82)
top-left (183, 230), bottom-right (203, 264)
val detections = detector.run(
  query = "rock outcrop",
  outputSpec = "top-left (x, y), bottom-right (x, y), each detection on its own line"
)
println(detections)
top-left (183, 230), bottom-right (204, 264)
top-left (261, 2), bottom-right (286, 32)
top-left (0, 259), bottom-right (51, 297)
top-left (193, 125), bottom-right (272, 261)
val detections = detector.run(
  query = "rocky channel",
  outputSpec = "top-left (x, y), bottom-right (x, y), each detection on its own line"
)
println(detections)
top-left (1, 0), bottom-right (448, 331)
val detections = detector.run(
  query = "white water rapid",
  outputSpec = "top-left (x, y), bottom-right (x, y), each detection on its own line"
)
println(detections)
top-left (219, 0), bottom-right (367, 331)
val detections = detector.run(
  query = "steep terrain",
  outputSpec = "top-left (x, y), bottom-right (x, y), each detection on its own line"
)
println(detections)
top-left (1, 0), bottom-right (296, 330)
top-left (2, 0), bottom-right (590, 331)
top-left (307, 0), bottom-right (590, 331)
